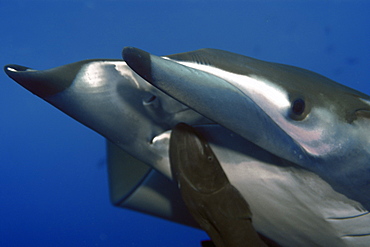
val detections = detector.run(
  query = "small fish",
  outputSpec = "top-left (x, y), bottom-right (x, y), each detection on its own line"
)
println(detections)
top-left (170, 123), bottom-right (268, 247)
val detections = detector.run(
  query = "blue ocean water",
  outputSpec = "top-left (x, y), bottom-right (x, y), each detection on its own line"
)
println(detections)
top-left (0, 1), bottom-right (369, 246)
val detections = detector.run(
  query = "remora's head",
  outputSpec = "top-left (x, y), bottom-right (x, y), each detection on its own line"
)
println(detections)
top-left (4, 60), bottom-right (209, 175)
top-left (122, 47), bottom-right (370, 207)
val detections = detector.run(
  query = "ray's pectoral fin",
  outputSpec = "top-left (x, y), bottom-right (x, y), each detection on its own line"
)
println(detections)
top-left (169, 123), bottom-right (268, 247)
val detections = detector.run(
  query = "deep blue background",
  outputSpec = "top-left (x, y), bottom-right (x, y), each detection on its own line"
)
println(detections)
top-left (1, 1), bottom-right (369, 246)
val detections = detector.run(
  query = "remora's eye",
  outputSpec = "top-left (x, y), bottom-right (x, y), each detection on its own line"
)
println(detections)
top-left (289, 98), bottom-right (308, 121)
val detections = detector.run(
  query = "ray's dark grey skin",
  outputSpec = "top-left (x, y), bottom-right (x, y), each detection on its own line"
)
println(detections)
top-left (122, 46), bottom-right (370, 211)
top-left (5, 48), bottom-right (370, 246)
top-left (170, 123), bottom-right (267, 247)
top-left (122, 47), bottom-right (370, 245)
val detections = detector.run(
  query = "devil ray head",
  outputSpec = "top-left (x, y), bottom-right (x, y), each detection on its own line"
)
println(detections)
top-left (4, 59), bottom-right (211, 177)
top-left (123, 47), bottom-right (370, 210)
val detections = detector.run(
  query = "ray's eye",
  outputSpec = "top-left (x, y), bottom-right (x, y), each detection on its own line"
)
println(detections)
top-left (289, 98), bottom-right (308, 121)
top-left (143, 94), bottom-right (157, 106)
top-left (292, 98), bottom-right (305, 115)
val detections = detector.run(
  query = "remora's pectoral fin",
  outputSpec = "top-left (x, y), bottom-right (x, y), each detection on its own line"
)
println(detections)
top-left (169, 123), bottom-right (268, 247)
top-left (122, 47), bottom-right (305, 165)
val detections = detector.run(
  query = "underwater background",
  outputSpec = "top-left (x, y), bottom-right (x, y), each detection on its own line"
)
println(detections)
top-left (0, 1), bottom-right (369, 246)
